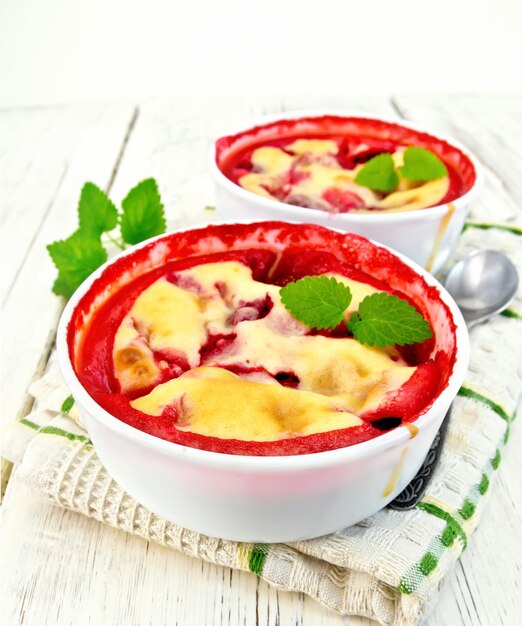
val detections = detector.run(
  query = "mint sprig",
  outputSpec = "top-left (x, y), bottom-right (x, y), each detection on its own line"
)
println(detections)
top-left (280, 276), bottom-right (352, 329)
top-left (355, 146), bottom-right (448, 192)
top-left (47, 179), bottom-right (166, 298)
top-left (354, 153), bottom-right (398, 192)
top-left (399, 146), bottom-right (448, 181)
top-left (279, 276), bottom-right (432, 347)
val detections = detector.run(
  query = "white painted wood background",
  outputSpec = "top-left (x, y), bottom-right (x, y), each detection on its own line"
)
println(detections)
top-left (1, 95), bottom-right (521, 626)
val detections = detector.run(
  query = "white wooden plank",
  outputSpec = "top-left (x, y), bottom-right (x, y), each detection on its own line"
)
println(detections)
top-left (0, 105), bottom-right (138, 303)
top-left (1, 104), bottom-right (136, 426)
top-left (1, 107), bottom-right (73, 302)
top-left (438, 428), bottom-right (522, 626)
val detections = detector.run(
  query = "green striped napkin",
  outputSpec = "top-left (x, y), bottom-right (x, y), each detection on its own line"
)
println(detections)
top-left (3, 223), bottom-right (521, 626)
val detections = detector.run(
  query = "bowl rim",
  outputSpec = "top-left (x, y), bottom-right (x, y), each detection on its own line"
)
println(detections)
top-left (56, 220), bottom-right (470, 472)
top-left (208, 109), bottom-right (484, 223)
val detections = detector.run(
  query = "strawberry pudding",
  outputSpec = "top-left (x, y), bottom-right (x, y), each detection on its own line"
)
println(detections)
top-left (216, 116), bottom-right (476, 214)
top-left (69, 222), bottom-right (457, 457)
top-left (211, 113), bottom-right (482, 273)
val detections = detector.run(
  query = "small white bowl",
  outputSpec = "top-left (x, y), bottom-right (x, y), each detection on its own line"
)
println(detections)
top-left (57, 221), bottom-right (469, 543)
top-left (210, 111), bottom-right (483, 274)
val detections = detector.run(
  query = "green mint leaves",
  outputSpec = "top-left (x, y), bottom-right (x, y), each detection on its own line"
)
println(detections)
top-left (280, 276), bottom-right (352, 329)
top-left (280, 276), bottom-right (433, 348)
top-left (399, 146), bottom-right (448, 181)
top-left (47, 178), bottom-right (166, 298)
top-left (354, 153), bottom-right (398, 192)
top-left (78, 183), bottom-right (118, 236)
top-left (121, 179), bottom-right (166, 245)
top-left (347, 292), bottom-right (433, 347)
top-left (355, 146), bottom-right (448, 193)
top-left (48, 232), bottom-right (108, 299)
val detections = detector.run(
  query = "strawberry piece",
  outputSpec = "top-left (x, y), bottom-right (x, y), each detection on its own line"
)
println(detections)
top-left (322, 187), bottom-right (365, 212)
top-left (227, 295), bottom-right (273, 325)
top-left (274, 371), bottom-right (300, 388)
top-left (271, 247), bottom-right (391, 293)
top-left (288, 165), bottom-right (310, 185)
top-left (199, 333), bottom-right (237, 362)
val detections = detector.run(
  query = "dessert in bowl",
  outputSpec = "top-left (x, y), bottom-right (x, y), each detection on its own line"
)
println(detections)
top-left (211, 113), bottom-right (483, 273)
top-left (57, 221), bottom-right (469, 542)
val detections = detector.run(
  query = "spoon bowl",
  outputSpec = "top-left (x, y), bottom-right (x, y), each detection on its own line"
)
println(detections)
top-left (444, 249), bottom-right (519, 326)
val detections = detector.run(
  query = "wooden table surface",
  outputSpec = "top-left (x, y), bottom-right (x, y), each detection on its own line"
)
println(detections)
top-left (1, 95), bottom-right (521, 626)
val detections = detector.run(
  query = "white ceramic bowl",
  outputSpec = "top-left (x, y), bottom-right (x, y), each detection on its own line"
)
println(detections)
top-left (57, 221), bottom-right (469, 543)
top-left (210, 111), bottom-right (483, 274)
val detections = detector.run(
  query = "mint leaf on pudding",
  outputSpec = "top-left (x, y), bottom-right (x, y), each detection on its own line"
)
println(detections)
top-left (347, 292), bottom-right (433, 347)
top-left (399, 146), bottom-right (448, 181)
top-left (354, 153), bottom-right (399, 192)
top-left (47, 231), bottom-right (108, 298)
top-left (121, 178), bottom-right (166, 245)
top-left (77, 182), bottom-right (118, 236)
top-left (281, 278), bottom-right (433, 348)
top-left (280, 275), bottom-right (352, 329)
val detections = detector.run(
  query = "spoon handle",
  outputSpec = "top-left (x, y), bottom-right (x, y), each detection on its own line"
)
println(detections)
top-left (388, 406), bottom-right (451, 510)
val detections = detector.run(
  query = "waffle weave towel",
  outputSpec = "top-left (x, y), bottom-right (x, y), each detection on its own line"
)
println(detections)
top-left (3, 223), bottom-right (521, 626)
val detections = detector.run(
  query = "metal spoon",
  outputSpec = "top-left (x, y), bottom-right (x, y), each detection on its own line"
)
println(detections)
top-left (444, 249), bottom-right (519, 327)
top-left (389, 249), bottom-right (519, 510)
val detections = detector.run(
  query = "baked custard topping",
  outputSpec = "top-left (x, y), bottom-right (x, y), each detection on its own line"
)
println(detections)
top-left (238, 140), bottom-right (449, 213)
top-left (112, 261), bottom-right (416, 441)
top-left (132, 367), bottom-right (363, 441)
